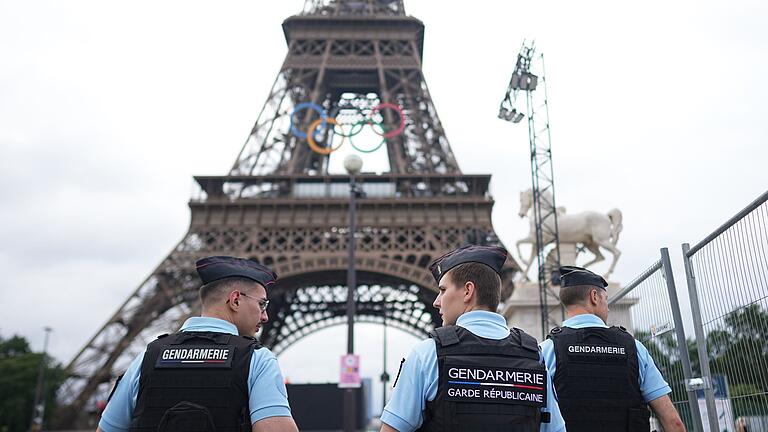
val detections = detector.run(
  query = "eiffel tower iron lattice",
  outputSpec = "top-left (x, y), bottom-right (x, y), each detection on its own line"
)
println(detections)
top-left (56, 0), bottom-right (520, 426)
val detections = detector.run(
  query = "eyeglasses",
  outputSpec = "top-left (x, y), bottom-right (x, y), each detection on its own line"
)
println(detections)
top-left (239, 292), bottom-right (270, 312)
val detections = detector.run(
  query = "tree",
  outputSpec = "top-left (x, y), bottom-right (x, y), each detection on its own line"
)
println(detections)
top-left (705, 304), bottom-right (768, 417)
top-left (0, 335), bottom-right (67, 432)
top-left (640, 304), bottom-right (768, 421)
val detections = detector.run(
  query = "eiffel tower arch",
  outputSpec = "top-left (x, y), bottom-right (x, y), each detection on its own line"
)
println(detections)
top-left (57, 0), bottom-right (520, 426)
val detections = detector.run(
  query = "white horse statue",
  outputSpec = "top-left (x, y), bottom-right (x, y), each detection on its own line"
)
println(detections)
top-left (515, 188), bottom-right (623, 279)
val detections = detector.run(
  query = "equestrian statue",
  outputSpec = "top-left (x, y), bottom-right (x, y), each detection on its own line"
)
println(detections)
top-left (515, 188), bottom-right (623, 280)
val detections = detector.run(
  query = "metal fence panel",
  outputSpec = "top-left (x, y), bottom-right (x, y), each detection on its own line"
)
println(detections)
top-left (683, 190), bottom-right (768, 432)
top-left (609, 248), bottom-right (703, 432)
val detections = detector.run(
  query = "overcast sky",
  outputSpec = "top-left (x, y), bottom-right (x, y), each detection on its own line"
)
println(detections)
top-left (1, 0), bottom-right (766, 413)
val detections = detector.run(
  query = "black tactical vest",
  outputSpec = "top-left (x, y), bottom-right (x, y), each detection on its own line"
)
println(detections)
top-left (129, 331), bottom-right (261, 432)
top-left (418, 325), bottom-right (546, 432)
top-left (548, 325), bottom-right (650, 432)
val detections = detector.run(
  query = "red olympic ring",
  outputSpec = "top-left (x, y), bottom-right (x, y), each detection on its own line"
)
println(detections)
top-left (370, 103), bottom-right (406, 138)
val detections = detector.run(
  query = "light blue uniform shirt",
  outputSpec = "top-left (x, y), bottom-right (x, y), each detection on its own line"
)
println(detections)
top-left (381, 310), bottom-right (566, 432)
top-left (539, 313), bottom-right (672, 403)
top-left (99, 317), bottom-right (291, 432)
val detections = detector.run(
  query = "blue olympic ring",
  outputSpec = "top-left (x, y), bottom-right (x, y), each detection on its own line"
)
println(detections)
top-left (289, 102), bottom-right (327, 139)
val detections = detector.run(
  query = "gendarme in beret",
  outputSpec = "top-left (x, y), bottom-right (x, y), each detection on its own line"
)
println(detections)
top-left (429, 245), bottom-right (508, 283)
top-left (559, 265), bottom-right (607, 290)
top-left (195, 256), bottom-right (277, 287)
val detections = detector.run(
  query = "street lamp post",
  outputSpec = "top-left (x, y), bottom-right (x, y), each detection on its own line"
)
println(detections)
top-left (343, 154), bottom-right (363, 432)
top-left (381, 305), bottom-right (389, 413)
top-left (29, 326), bottom-right (52, 432)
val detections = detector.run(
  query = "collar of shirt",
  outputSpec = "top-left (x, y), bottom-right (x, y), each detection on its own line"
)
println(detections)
top-left (562, 313), bottom-right (607, 329)
top-left (179, 316), bottom-right (239, 335)
top-left (455, 310), bottom-right (510, 340)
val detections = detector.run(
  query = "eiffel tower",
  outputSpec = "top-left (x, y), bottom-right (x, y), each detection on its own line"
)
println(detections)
top-left (57, 0), bottom-right (519, 426)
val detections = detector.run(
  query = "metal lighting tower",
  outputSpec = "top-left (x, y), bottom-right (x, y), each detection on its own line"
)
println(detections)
top-left (499, 41), bottom-right (563, 337)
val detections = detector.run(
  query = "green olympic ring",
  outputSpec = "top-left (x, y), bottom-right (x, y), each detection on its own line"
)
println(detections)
top-left (348, 119), bottom-right (387, 153)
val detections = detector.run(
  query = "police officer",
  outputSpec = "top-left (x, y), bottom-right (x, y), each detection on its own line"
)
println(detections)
top-left (539, 265), bottom-right (686, 432)
top-left (97, 256), bottom-right (299, 432)
top-left (380, 245), bottom-right (566, 432)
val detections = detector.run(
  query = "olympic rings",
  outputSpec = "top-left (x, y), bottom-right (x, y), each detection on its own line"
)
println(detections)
top-left (290, 102), bottom-right (327, 139)
top-left (289, 101), bottom-right (406, 155)
top-left (306, 118), bottom-right (346, 155)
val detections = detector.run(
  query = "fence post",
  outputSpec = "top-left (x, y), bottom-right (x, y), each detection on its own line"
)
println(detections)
top-left (660, 247), bottom-right (704, 432)
top-left (681, 243), bottom-right (719, 432)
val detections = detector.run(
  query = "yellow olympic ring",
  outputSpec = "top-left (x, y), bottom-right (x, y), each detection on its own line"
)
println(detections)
top-left (306, 118), bottom-right (346, 155)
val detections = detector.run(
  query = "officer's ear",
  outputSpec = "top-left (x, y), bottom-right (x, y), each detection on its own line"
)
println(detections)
top-left (463, 280), bottom-right (476, 303)
top-left (589, 288), bottom-right (600, 306)
top-left (226, 290), bottom-right (241, 309)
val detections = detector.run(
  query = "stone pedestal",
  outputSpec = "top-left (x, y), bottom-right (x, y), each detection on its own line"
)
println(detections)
top-left (558, 243), bottom-right (578, 267)
top-left (501, 280), bottom-right (636, 342)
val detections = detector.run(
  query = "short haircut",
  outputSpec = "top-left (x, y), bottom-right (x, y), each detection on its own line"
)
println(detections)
top-left (559, 284), bottom-right (599, 307)
top-left (447, 262), bottom-right (502, 310)
top-left (199, 277), bottom-right (260, 307)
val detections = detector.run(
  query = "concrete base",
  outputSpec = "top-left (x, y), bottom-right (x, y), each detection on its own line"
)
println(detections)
top-left (501, 280), bottom-right (636, 342)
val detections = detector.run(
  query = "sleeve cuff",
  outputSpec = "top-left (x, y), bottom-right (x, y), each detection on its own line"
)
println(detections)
top-left (98, 417), bottom-right (128, 432)
top-left (644, 386), bottom-right (672, 403)
top-left (251, 406), bottom-right (292, 423)
top-left (380, 410), bottom-right (416, 432)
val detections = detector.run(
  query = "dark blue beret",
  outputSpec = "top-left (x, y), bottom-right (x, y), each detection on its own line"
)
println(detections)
top-left (195, 256), bottom-right (277, 288)
top-left (559, 265), bottom-right (607, 290)
top-left (429, 245), bottom-right (508, 283)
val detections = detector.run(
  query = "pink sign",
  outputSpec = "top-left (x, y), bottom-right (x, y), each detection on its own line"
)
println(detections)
top-left (338, 354), bottom-right (361, 388)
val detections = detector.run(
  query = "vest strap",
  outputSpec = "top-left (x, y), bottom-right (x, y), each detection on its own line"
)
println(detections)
top-left (429, 326), bottom-right (460, 347)
top-left (171, 331), bottom-right (232, 345)
top-left (513, 328), bottom-right (539, 353)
